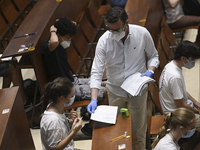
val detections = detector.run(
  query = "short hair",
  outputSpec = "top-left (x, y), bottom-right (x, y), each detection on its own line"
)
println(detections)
top-left (54, 17), bottom-right (77, 36)
top-left (151, 108), bottom-right (195, 148)
top-left (105, 6), bottom-right (128, 24)
top-left (42, 77), bottom-right (74, 103)
top-left (174, 40), bottom-right (200, 60)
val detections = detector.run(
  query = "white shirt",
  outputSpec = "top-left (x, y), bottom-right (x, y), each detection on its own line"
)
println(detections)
top-left (90, 24), bottom-right (159, 97)
top-left (159, 61), bottom-right (193, 114)
top-left (153, 134), bottom-right (180, 150)
top-left (40, 110), bottom-right (74, 150)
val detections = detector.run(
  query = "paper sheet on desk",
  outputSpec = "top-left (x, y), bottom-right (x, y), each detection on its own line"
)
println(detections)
top-left (121, 72), bottom-right (155, 96)
top-left (0, 54), bottom-right (12, 61)
top-left (91, 105), bottom-right (118, 124)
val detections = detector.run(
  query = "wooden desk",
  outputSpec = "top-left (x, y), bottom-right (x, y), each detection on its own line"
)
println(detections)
top-left (125, 0), bottom-right (164, 48)
top-left (0, 87), bottom-right (35, 150)
top-left (92, 114), bottom-right (136, 150)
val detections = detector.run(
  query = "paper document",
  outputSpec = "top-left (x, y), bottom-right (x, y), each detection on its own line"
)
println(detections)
top-left (121, 72), bottom-right (155, 96)
top-left (91, 105), bottom-right (118, 124)
top-left (0, 54), bottom-right (12, 61)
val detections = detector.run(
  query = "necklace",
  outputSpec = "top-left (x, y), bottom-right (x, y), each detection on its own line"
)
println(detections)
top-left (170, 132), bottom-right (179, 146)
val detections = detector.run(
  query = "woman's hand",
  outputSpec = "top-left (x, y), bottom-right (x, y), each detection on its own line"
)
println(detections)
top-left (69, 108), bottom-right (78, 124)
top-left (72, 118), bottom-right (83, 133)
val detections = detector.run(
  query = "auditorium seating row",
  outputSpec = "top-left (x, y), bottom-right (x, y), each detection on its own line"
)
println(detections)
top-left (0, 0), bottom-right (37, 54)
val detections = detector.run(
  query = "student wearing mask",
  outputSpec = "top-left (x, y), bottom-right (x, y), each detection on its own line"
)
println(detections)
top-left (159, 41), bottom-right (200, 132)
top-left (152, 108), bottom-right (196, 150)
top-left (87, 7), bottom-right (159, 149)
top-left (40, 77), bottom-right (83, 150)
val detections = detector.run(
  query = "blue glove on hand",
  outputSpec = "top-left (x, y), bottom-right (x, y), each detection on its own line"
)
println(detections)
top-left (87, 99), bottom-right (97, 114)
top-left (141, 70), bottom-right (154, 78)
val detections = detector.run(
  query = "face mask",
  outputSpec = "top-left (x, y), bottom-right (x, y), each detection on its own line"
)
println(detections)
top-left (112, 31), bottom-right (126, 42)
top-left (60, 36), bottom-right (71, 49)
top-left (183, 60), bottom-right (195, 69)
top-left (60, 40), bottom-right (71, 49)
top-left (182, 128), bottom-right (196, 138)
top-left (64, 95), bottom-right (75, 107)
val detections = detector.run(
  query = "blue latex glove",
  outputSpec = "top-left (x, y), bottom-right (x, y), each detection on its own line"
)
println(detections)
top-left (141, 71), bottom-right (154, 78)
top-left (87, 99), bottom-right (97, 114)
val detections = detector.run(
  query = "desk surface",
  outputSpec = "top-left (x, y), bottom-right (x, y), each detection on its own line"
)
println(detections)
top-left (125, 0), bottom-right (164, 47)
top-left (92, 114), bottom-right (134, 150)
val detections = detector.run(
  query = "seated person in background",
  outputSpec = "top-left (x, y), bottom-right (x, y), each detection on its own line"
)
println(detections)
top-left (152, 108), bottom-right (196, 150)
top-left (162, 0), bottom-right (200, 45)
top-left (40, 77), bottom-right (83, 150)
top-left (159, 41), bottom-right (200, 132)
top-left (109, 0), bottom-right (128, 8)
top-left (0, 59), bottom-right (27, 105)
top-left (42, 17), bottom-right (108, 137)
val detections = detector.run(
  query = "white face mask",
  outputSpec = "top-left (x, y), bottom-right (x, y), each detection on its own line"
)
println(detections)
top-left (64, 95), bottom-right (75, 107)
top-left (60, 36), bottom-right (71, 49)
top-left (113, 31), bottom-right (126, 42)
top-left (60, 40), bottom-right (71, 49)
top-left (183, 60), bottom-right (195, 69)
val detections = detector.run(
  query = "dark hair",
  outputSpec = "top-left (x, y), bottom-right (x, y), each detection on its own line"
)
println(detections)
top-left (105, 6), bottom-right (128, 24)
top-left (151, 108), bottom-right (195, 148)
top-left (174, 40), bottom-right (200, 60)
top-left (54, 17), bottom-right (77, 36)
top-left (43, 77), bottom-right (74, 103)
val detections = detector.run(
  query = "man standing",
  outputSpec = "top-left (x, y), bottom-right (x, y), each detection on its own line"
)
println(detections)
top-left (87, 7), bottom-right (159, 149)
top-left (159, 40), bottom-right (200, 131)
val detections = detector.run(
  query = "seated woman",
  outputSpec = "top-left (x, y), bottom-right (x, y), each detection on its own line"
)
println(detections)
top-left (40, 77), bottom-right (83, 150)
top-left (152, 107), bottom-right (196, 150)
top-left (162, 0), bottom-right (200, 44)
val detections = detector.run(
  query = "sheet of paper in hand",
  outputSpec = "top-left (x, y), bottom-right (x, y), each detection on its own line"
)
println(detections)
top-left (121, 72), bottom-right (155, 96)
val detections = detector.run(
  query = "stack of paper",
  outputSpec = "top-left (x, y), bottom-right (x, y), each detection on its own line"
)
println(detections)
top-left (121, 72), bottom-right (155, 96)
top-left (91, 105), bottom-right (118, 124)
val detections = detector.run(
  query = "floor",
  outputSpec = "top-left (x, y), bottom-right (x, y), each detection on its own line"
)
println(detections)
top-left (0, 29), bottom-right (199, 150)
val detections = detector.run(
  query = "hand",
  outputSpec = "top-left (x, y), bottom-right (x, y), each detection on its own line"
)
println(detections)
top-left (87, 99), bottom-right (97, 114)
top-left (141, 71), bottom-right (154, 78)
top-left (72, 118), bottom-right (83, 133)
top-left (69, 108), bottom-right (78, 124)
top-left (50, 25), bottom-right (57, 33)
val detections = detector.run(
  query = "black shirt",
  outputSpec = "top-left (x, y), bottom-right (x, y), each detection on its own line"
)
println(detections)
top-left (42, 41), bottom-right (74, 82)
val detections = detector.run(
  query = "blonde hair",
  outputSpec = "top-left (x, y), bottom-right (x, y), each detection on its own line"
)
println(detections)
top-left (151, 108), bottom-right (195, 148)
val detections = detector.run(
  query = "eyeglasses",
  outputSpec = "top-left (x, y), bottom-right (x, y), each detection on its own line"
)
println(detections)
top-left (107, 24), bottom-right (126, 34)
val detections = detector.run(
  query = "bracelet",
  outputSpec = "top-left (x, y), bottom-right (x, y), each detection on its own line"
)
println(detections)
top-left (148, 70), bottom-right (154, 74)
top-left (50, 30), bottom-right (56, 33)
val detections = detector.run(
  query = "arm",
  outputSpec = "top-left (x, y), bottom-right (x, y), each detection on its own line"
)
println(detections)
top-left (141, 29), bottom-right (159, 77)
top-left (175, 98), bottom-right (199, 114)
top-left (48, 25), bottom-right (59, 52)
top-left (187, 92), bottom-right (200, 109)
top-left (167, 0), bottom-right (181, 8)
top-left (53, 118), bottom-right (82, 150)
top-left (87, 37), bottom-right (106, 113)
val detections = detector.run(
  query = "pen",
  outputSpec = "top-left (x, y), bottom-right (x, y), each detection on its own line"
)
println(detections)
top-left (14, 32), bottom-right (37, 39)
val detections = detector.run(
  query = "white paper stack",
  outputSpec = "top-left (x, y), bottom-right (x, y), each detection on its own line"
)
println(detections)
top-left (121, 72), bottom-right (155, 96)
